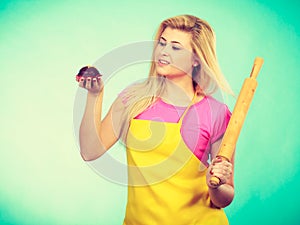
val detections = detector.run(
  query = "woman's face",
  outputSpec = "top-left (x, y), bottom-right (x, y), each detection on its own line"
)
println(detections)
top-left (154, 27), bottom-right (196, 78)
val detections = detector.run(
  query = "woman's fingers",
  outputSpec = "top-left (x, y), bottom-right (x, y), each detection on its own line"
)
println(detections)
top-left (76, 65), bottom-right (103, 95)
top-left (209, 158), bottom-right (232, 185)
top-left (86, 77), bottom-right (92, 89)
top-left (211, 167), bottom-right (232, 182)
top-left (211, 162), bottom-right (232, 175)
top-left (78, 76), bottom-right (103, 94)
top-left (79, 77), bottom-right (85, 88)
top-left (92, 77), bottom-right (98, 88)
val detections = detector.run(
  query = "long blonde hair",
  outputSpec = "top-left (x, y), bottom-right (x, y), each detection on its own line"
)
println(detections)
top-left (118, 15), bottom-right (233, 140)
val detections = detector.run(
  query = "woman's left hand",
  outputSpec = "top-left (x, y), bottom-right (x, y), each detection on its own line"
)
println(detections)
top-left (206, 157), bottom-right (233, 189)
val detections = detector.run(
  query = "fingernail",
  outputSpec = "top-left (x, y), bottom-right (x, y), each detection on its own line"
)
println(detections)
top-left (216, 156), bottom-right (222, 162)
top-left (210, 169), bottom-right (214, 175)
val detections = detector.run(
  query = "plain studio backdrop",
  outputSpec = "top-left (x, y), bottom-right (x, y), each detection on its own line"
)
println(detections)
top-left (0, 0), bottom-right (299, 224)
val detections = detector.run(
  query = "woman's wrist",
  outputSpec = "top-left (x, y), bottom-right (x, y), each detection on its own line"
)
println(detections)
top-left (87, 91), bottom-right (99, 98)
top-left (87, 88), bottom-right (103, 98)
top-left (208, 183), bottom-right (234, 208)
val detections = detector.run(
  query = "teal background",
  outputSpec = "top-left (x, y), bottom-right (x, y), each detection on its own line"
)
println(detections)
top-left (1, 0), bottom-right (299, 224)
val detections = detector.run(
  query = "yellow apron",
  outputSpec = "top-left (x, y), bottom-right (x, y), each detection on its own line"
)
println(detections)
top-left (123, 98), bottom-right (229, 225)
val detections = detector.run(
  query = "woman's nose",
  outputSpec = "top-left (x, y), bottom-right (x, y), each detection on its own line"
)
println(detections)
top-left (160, 44), bottom-right (172, 56)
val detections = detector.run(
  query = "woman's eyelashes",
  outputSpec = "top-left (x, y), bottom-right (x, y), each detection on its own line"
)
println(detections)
top-left (158, 40), bottom-right (166, 47)
top-left (158, 41), bottom-right (182, 51)
top-left (172, 45), bottom-right (181, 51)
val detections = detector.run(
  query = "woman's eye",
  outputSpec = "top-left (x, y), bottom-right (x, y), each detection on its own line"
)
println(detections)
top-left (172, 45), bottom-right (181, 50)
top-left (158, 41), bottom-right (166, 46)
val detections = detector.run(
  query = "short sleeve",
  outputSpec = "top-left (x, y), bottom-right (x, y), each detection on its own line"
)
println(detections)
top-left (210, 104), bottom-right (231, 144)
top-left (117, 82), bottom-right (140, 106)
top-left (118, 88), bottom-right (129, 105)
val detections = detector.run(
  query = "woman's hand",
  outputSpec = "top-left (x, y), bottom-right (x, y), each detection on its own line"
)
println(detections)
top-left (206, 157), bottom-right (233, 189)
top-left (78, 76), bottom-right (103, 95)
top-left (76, 66), bottom-right (103, 95)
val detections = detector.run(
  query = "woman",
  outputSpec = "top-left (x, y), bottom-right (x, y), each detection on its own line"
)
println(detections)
top-left (78, 15), bottom-right (234, 225)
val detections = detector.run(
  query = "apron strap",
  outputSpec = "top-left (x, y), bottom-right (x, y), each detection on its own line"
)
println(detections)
top-left (178, 92), bottom-right (197, 124)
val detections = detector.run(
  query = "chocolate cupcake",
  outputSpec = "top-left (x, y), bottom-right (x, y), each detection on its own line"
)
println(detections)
top-left (76, 66), bottom-right (101, 82)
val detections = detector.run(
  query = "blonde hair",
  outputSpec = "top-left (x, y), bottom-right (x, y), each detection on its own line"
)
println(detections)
top-left (118, 15), bottom-right (233, 140)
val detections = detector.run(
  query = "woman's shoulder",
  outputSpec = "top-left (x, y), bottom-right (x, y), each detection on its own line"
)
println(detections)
top-left (117, 81), bottom-right (146, 105)
top-left (194, 95), bottom-right (229, 111)
top-left (205, 95), bottom-right (228, 106)
top-left (194, 95), bottom-right (231, 123)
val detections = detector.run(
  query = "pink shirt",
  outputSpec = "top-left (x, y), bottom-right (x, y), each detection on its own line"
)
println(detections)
top-left (134, 96), bottom-right (231, 165)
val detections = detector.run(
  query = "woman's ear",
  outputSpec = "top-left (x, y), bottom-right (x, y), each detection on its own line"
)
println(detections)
top-left (192, 55), bottom-right (200, 67)
top-left (193, 60), bottom-right (199, 67)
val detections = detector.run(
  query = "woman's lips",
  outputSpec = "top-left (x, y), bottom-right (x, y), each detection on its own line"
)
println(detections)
top-left (157, 59), bottom-right (170, 66)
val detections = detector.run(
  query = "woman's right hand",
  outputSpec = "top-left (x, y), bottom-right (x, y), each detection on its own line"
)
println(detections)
top-left (76, 66), bottom-right (103, 95)
top-left (78, 76), bottom-right (103, 95)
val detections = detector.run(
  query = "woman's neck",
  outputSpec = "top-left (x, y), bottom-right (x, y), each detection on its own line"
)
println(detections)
top-left (161, 76), bottom-right (195, 106)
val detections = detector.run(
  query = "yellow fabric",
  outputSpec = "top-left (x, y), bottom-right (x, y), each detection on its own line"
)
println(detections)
top-left (123, 99), bottom-right (229, 225)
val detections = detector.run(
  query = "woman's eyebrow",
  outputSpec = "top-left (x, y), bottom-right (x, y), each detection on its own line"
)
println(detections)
top-left (160, 36), bottom-right (183, 46)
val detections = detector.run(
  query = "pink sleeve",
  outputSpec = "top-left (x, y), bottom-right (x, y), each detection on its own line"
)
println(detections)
top-left (210, 104), bottom-right (231, 144)
top-left (118, 83), bottom-right (138, 105)
top-left (118, 89), bottom-right (128, 105)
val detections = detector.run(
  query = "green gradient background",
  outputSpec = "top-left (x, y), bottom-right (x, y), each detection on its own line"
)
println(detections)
top-left (1, 0), bottom-right (299, 224)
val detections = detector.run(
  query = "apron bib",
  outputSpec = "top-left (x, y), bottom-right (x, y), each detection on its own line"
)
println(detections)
top-left (123, 97), bottom-right (228, 225)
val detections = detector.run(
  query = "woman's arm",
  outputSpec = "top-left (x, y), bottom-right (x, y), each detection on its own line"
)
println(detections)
top-left (78, 77), bottom-right (123, 161)
top-left (206, 137), bottom-right (235, 208)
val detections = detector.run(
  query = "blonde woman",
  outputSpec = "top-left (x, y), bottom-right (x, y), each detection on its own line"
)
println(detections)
top-left (78, 15), bottom-right (234, 225)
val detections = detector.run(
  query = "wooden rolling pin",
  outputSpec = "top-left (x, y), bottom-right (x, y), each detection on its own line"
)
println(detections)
top-left (209, 57), bottom-right (264, 187)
